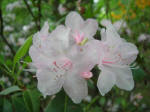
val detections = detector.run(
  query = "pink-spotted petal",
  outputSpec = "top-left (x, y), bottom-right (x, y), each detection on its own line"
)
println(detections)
top-left (37, 69), bottom-right (65, 97)
top-left (29, 46), bottom-right (53, 69)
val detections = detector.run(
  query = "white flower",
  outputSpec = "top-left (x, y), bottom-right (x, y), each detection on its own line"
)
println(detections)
top-left (64, 12), bottom-right (100, 80)
top-left (4, 26), bottom-right (14, 32)
top-left (6, 1), bottom-right (24, 11)
top-left (84, 95), bottom-right (92, 102)
top-left (4, 13), bottom-right (16, 22)
top-left (17, 38), bottom-right (25, 45)
top-left (58, 4), bottom-right (66, 15)
top-left (22, 22), bottom-right (35, 33)
top-left (101, 19), bottom-right (127, 32)
top-left (138, 33), bottom-right (150, 42)
top-left (29, 15), bottom-right (98, 103)
top-left (97, 21), bottom-right (138, 96)
top-left (65, 11), bottom-right (98, 45)
top-left (94, 0), bottom-right (99, 3)
top-left (113, 20), bottom-right (127, 32)
top-left (101, 19), bottom-right (132, 35)
top-left (8, 34), bottom-right (15, 44)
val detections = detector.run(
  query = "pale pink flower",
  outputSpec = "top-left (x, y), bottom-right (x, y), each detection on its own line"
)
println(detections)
top-left (29, 17), bottom-right (99, 103)
top-left (97, 21), bottom-right (138, 96)
top-left (65, 11), bottom-right (98, 45)
top-left (58, 4), bottom-right (66, 15)
top-left (65, 11), bottom-right (99, 79)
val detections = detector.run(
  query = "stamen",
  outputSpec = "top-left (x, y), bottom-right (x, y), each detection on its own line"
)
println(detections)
top-left (73, 32), bottom-right (84, 44)
top-left (52, 59), bottom-right (72, 72)
top-left (102, 60), bottom-right (113, 64)
top-left (53, 61), bottom-right (60, 68)
top-left (61, 60), bottom-right (72, 70)
top-left (79, 38), bottom-right (88, 46)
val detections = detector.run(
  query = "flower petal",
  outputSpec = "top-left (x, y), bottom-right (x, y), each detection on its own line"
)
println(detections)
top-left (65, 11), bottom-right (84, 31)
top-left (37, 69), bottom-right (65, 97)
top-left (81, 19), bottom-right (98, 39)
top-left (115, 67), bottom-right (134, 91)
top-left (97, 66), bottom-right (116, 96)
top-left (67, 40), bottom-right (102, 73)
top-left (50, 25), bottom-right (70, 50)
top-left (100, 28), bottom-right (106, 41)
top-left (63, 72), bottom-right (88, 104)
top-left (33, 22), bottom-right (49, 47)
top-left (119, 43), bottom-right (139, 65)
top-left (101, 20), bottom-right (122, 45)
top-left (101, 19), bottom-right (111, 27)
top-left (29, 46), bottom-right (53, 69)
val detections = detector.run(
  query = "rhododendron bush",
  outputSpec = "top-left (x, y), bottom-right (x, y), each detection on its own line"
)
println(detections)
top-left (0, 0), bottom-right (150, 112)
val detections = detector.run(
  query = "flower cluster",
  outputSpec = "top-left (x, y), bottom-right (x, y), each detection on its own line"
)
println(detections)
top-left (29, 11), bottom-right (138, 103)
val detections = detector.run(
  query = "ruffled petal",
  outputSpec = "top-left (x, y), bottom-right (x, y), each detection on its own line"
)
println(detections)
top-left (97, 65), bottom-right (134, 95)
top-left (115, 66), bottom-right (134, 91)
top-left (33, 22), bottom-right (49, 47)
top-left (67, 40), bottom-right (102, 73)
top-left (65, 11), bottom-right (84, 31)
top-left (119, 43), bottom-right (139, 65)
top-left (49, 25), bottom-right (70, 50)
top-left (29, 46), bottom-right (53, 69)
top-left (63, 72), bottom-right (88, 103)
top-left (37, 69), bottom-right (65, 97)
top-left (101, 20), bottom-right (122, 45)
top-left (97, 66), bottom-right (116, 96)
top-left (81, 19), bottom-right (98, 39)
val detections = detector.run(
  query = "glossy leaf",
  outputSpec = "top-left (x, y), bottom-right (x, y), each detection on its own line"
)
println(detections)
top-left (23, 89), bottom-right (41, 112)
top-left (13, 35), bottom-right (32, 67)
top-left (0, 86), bottom-right (21, 95)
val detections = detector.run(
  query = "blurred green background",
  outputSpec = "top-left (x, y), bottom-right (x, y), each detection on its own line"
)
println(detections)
top-left (0, 0), bottom-right (150, 112)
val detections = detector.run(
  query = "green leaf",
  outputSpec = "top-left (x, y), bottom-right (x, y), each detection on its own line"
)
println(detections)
top-left (132, 68), bottom-right (146, 82)
top-left (23, 89), bottom-right (41, 112)
top-left (11, 96), bottom-right (28, 112)
top-left (13, 35), bottom-right (32, 68)
top-left (99, 97), bottom-right (106, 106)
top-left (0, 86), bottom-right (21, 95)
top-left (3, 99), bottom-right (13, 112)
top-left (23, 90), bottom-right (32, 112)
top-left (88, 106), bottom-right (103, 112)
top-left (44, 91), bottom-right (83, 112)
top-left (44, 92), bottom-right (64, 112)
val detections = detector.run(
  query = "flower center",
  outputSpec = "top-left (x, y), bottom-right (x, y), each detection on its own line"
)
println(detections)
top-left (73, 32), bottom-right (88, 45)
top-left (81, 71), bottom-right (93, 79)
top-left (52, 58), bottom-right (72, 72)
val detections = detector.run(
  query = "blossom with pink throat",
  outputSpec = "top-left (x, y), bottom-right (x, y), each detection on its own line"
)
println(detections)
top-left (96, 21), bottom-right (139, 96)
top-left (29, 13), bottom-right (99, 103)
top-left (65, 11), bottom-right (98, 45)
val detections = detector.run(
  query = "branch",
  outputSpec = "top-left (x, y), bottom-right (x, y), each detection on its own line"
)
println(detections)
top-left (37, 0), bottom-right (41, 30)
top-left (23, 0), bottom-right (40, 30)
top-left (0, 8), bottom-right (15, 55)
